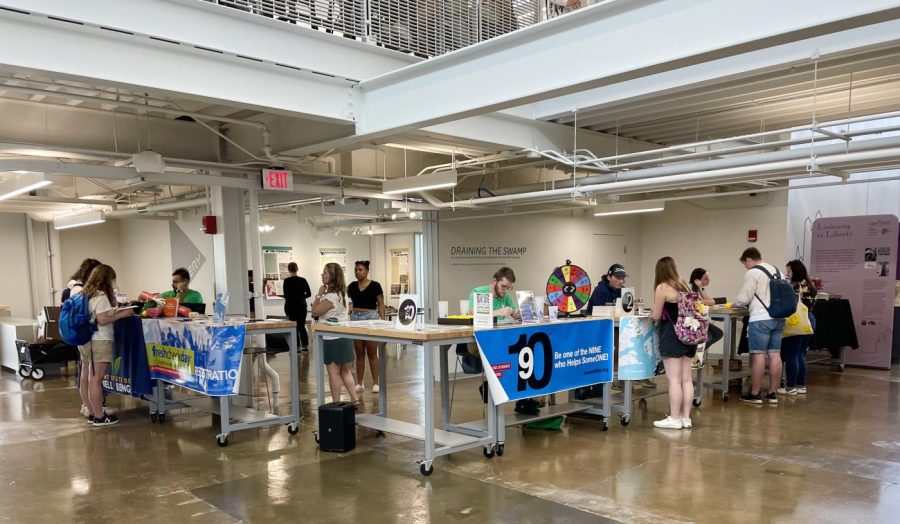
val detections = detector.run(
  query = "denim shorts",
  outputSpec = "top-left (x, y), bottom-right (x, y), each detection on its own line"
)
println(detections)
top-left (350, 310), bottom-right (381, 321)
top-left (748, 319), bottom-right (786, 353)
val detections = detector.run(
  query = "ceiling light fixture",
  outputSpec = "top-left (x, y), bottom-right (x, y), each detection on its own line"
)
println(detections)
top-left (0, 172), bottom-right (52, 202)
top-left (259, 224), bottom-right (275, 233)
top-left (53, 209), bottom-right (106, 230)
top-left (408, 210), bottom-right (417, 219)
top-left (382, 170), bottom-right (458, 195)
top-left (367, 227), bottom-right (374, 236)
top-left (594, 200), bottom-right (665, 217)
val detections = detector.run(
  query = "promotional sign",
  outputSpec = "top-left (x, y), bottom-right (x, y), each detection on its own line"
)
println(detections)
top-left (810, 215), bottom-right (898, 368)
top-left (102, 316), bottom-right (153, 398)
top-left (475, 319), bottom-right (614, 404)
top-left (617, 316), bottom-right (660, 380)
top-left (516, 290), bottom-right (539, 322)
top-left (394, 294), bottom-right (418, 331)
top-left (143, 319), bottom-right (246, 396)
top-left (619, 287), bottom-right (636, 317)
top-left (473, 292), bottom-right (493, 330)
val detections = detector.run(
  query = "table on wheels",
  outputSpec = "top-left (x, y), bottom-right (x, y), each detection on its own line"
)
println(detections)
top-left (147, 319), bottom-right (301, 447)
top-left (696, 307), bottom-right (749, 402)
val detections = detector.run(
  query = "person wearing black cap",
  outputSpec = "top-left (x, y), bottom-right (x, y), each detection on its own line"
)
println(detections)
top-left (585, 264), bottom-right (628, 316)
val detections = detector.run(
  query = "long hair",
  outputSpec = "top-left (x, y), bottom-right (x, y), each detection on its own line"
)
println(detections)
top-left (71, 258), bottom-right (101, 283)
top-left (82, 264), bottom-right (117, 305)
top-left (689, 267), bottom-right (707, 292)
top-left (655, 257), bottom-right (688, 292)
top-left (323, 262), bottom-right (346, 305)
top-left (786, 259), bottom-right (817, 294)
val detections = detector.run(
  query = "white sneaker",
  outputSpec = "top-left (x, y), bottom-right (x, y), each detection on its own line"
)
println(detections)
top-left (355, 384), bottom-right (365, 393)
top-left (80, 404), bottom-right (90, 417)
top-left (372, 384), bottom-right (380, 393)
top-left (653, 416), bottom-right (683, 429)
top-left (796, 386), bottom-right (807, 394)
top-left (776, 387), bottom-right (797, 395)
top-left (682, 418), bottom-right (693, 428)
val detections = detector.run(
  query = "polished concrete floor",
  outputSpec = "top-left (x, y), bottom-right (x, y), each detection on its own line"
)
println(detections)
top-left (1, 349), bottom-right (899, 523)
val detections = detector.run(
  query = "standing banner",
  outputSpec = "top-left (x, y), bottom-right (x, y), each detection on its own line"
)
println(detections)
top-left (475, 319), bottom-right (614, 404)
top-left (810, 215), bottom-right (898, 368)
top-left (617, 316), bottom-right (659, 380)
top-left (143, 319), bottom-right (246, 395)
top-left (103, 316), bottom-right (153, 398)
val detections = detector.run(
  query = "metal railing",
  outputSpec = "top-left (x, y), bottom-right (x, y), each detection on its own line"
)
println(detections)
top-left (204, 0), bottom-right (559, 58)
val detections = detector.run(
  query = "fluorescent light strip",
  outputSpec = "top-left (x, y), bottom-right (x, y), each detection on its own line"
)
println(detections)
top-left (53, 217), bottom-right (106, 230)
top-left (0, 172), bottom-right (52, 202)
top-left (383, 181), bottom-right (457, 195)
top-left (594, 207), bottom-right (665, 217)
top-left (53, 210), bottom-right (106, 230)
top-left (382, 170), bottom-right (458, 195)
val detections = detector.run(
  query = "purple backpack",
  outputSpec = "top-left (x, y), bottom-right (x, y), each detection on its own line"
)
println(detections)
top-left (672, 291), bottom-right (709, 345)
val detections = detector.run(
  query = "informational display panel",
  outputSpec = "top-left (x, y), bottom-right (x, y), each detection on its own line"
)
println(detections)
top-left (810, 215), bottom-right (898, 368)
top-left (475, 319), bottom-right (614, 404)
top-left (617, 316), bottom-right (660, 380)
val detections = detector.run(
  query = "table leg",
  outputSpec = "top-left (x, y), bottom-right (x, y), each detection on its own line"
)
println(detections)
top-left (288, 327), bottom-right (300, 423)
top-left (439, 344), bottom-right (450, 427)
top-left (378, 342), bottom-right (387, 417)
top-left (721, 317), bottom-right (733, 401)
top-left (423, 341), bottom-right (436, 467)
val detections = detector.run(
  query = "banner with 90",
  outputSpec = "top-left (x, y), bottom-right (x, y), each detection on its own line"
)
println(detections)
top-left (475, 319), bottom-right (614, 404)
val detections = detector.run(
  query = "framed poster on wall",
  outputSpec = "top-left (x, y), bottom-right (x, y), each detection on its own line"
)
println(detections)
top-left (262, 246), bottom-right (292, 299)
top-left (390, 248), bottom-right (410, 297)
top-left (319, 247), bottom-right (348, 273)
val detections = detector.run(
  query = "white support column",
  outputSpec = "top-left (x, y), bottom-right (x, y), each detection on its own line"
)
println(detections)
top-left (210, 185), bottom-right (248, 313)
top-left (247, 188), bottom-right (280, 407)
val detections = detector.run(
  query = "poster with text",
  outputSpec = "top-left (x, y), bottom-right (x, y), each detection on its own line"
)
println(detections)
top-left (475, 319), bottom-right (614, 404)
top-left (262, 246), bottom-right (292, 299)
top-left (810, 215), bottom-right (898, 368)
top-left (390, 248), bottom-right (410, 297)
top-left (617, 316), bottom-right (659, 380)
top-left (319, 247), bottom-right (348, 273)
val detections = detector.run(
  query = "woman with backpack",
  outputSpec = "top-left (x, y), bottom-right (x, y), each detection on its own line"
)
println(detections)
top-left (78, 264), bottom-right (134, 427)
top-left (779, 260), bottom-right (817, 396)
top-left (650, 257), bottom-right (699, 430)
top-left (62, 258), bottom-right (102, 304)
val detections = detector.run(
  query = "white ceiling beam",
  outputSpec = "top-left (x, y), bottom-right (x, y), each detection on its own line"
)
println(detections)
top-left (351, 0), bottom-right (900, 138)
top-left (536, 18), bottom-right (900, 124)
top-left (0, 6), bottom-right (358, 124)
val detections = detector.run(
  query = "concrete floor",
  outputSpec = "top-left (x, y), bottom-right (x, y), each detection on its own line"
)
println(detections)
top-left (1, 349), bottom-right (898, 523)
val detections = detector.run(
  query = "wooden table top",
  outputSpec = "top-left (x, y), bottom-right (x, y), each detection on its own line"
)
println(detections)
top-left (148, 318), bottom-right (296, 330)
top-left (708, 306), bottom-right (749, 316)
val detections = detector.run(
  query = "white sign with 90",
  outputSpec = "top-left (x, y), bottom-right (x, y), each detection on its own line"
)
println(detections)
top-left (394, 294), bottom-right (419, 331)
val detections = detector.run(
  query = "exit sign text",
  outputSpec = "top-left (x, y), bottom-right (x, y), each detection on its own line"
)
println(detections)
top-left (261, 169), bottom-right (293, 191)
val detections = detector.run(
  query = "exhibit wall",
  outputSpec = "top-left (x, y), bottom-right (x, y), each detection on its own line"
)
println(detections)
top-left (641, 193), bottom-right (790, 302)
top-left (438, 211), bottom-right (644, 311)
top-left (0, 214), bottom-right (35, 317)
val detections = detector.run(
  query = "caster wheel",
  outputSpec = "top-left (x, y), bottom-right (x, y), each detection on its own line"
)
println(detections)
top-left (722, 394), bottom-right (730, 402)
top-left (419, 463), bottom-right (434, 476)
top-left (216, 435), bottom-right (228, 447)
top-left (150, 412), bottom-right (158, 423)
top-left (693, 398), bottom-right (702, 407)
top-left (638, 398), bottom-right (647, 408)
top-left (158, 413), bottom-right (166, 423)
top-left (31, 368), bottom-right (44, 380)
top-left (496, 444), bottom-right (504, 456)
top-left (601, 421), bottom-right (609, 432)
top-left (287, 423), bottom-right (299, 435)
top-left (620, 415), bottom-right (631, 427)
top-left (838, 364), bottom-right (845, 372)
top-left (18, 366), bottom-right (30, 378)
top-left (313, 432), bottom-right (320, 444)
top-left (483, 446), bottom-right (495, 459)
top-left (375, 430), bottom-right (386, 438)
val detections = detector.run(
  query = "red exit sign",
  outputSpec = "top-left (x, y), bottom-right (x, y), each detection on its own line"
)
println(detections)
top-left (261, 169), bottom-right (293, 191)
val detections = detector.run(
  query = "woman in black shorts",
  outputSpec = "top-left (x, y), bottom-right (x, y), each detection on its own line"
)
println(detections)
top-left (650, 257), bottom-right (697, 430)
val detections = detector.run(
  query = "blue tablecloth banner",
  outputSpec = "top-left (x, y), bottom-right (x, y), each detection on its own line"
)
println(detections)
top-left (475, 319), bottom-right (614, 404)
top-left (143, 319), bottom-right (246, 396)
top-left (102, 316), bottom-right (153, 398)
top-left (617, 316), bottom-right (660, 380)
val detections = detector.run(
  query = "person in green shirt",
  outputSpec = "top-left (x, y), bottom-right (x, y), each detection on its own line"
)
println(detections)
top-left (468, 266), bottom-right (521, 321)
top-left (161, 267), bottom-right (203, 304)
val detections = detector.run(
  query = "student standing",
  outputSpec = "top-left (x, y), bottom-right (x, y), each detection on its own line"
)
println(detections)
top-left (347, 261), bottom-right (385, 393)
top-left (311, 263), bottom-right (360, 408)
top-left (282, 262), bottom-right (312, 351)
top-left (779, 260), bottom-right (817, 395)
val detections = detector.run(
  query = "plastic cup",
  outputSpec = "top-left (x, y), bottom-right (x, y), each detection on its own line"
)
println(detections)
top-left (548, 305), bottom-right (558, 321)
top-left (438, 301), bottom-right (449, 318)
top-left (459, 300), bottom-right (469, 316)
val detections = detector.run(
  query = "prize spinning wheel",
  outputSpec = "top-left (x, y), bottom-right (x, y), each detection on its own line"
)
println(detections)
top-left (546, 260), bottom-right (592, 314)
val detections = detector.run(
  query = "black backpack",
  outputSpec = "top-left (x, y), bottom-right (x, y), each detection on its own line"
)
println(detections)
top-left (752, 265), bottom-right (799, 319)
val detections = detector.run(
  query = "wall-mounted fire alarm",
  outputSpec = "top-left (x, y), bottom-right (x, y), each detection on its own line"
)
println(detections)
top-left (748, 229), bottom-right (758, 242)
top-left (201, 215), bottom-right (218, 235)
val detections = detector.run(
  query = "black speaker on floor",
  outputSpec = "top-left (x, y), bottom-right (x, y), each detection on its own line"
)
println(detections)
top-left (317, 402), bottom-right (356, 452)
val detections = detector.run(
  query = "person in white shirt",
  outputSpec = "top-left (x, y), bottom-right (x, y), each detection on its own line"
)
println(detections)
top-left (733, 247), bottom-right (785, 405)
top-left (311, 263), bottom-right (360, 409)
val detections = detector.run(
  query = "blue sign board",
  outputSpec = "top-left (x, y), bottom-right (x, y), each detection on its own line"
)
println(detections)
top-left (475, 319), bottom-right (614, 404)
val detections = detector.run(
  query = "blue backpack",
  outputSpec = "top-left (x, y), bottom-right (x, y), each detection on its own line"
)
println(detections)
top-left (752, 265), bottom-right (799, 319)
top-left (59, 293), bottom-right (97, 345)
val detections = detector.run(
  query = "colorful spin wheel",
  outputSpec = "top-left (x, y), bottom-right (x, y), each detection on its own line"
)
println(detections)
top-left (546, 261), bottom-right (592, 313)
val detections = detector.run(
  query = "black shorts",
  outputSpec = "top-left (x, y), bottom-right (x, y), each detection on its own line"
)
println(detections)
top-left (659, 320), bottom-right (697, 359)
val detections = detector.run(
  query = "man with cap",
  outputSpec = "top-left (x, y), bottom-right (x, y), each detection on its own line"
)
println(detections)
top-left (585, 264), bottom-right (628, 316)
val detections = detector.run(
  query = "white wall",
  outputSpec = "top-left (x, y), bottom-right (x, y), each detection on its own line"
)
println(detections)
top-left (0, 214), bottom-right (34, 317)
top-left (640, 193), bottom-right (789, 302)
top-left (59, 219), bottom-right (123, 287)
top-left (438, 211), bottom-right (644, 312)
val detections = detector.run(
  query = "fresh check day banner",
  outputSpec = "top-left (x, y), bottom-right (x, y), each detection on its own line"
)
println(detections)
top-left (475, 319), bottom-right (614, 404)
top-left (617, 316), bottom-right (660, 380)
top-left (143, 319), bottom-right (246, 396)
top-left (102, 316), bottom-right (153, 398)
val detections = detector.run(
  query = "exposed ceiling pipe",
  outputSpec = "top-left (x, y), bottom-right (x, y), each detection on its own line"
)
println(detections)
top-left (106, 198), bottom-right (205, 217)
top-left (429, 146), bottom-right (900, 207)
